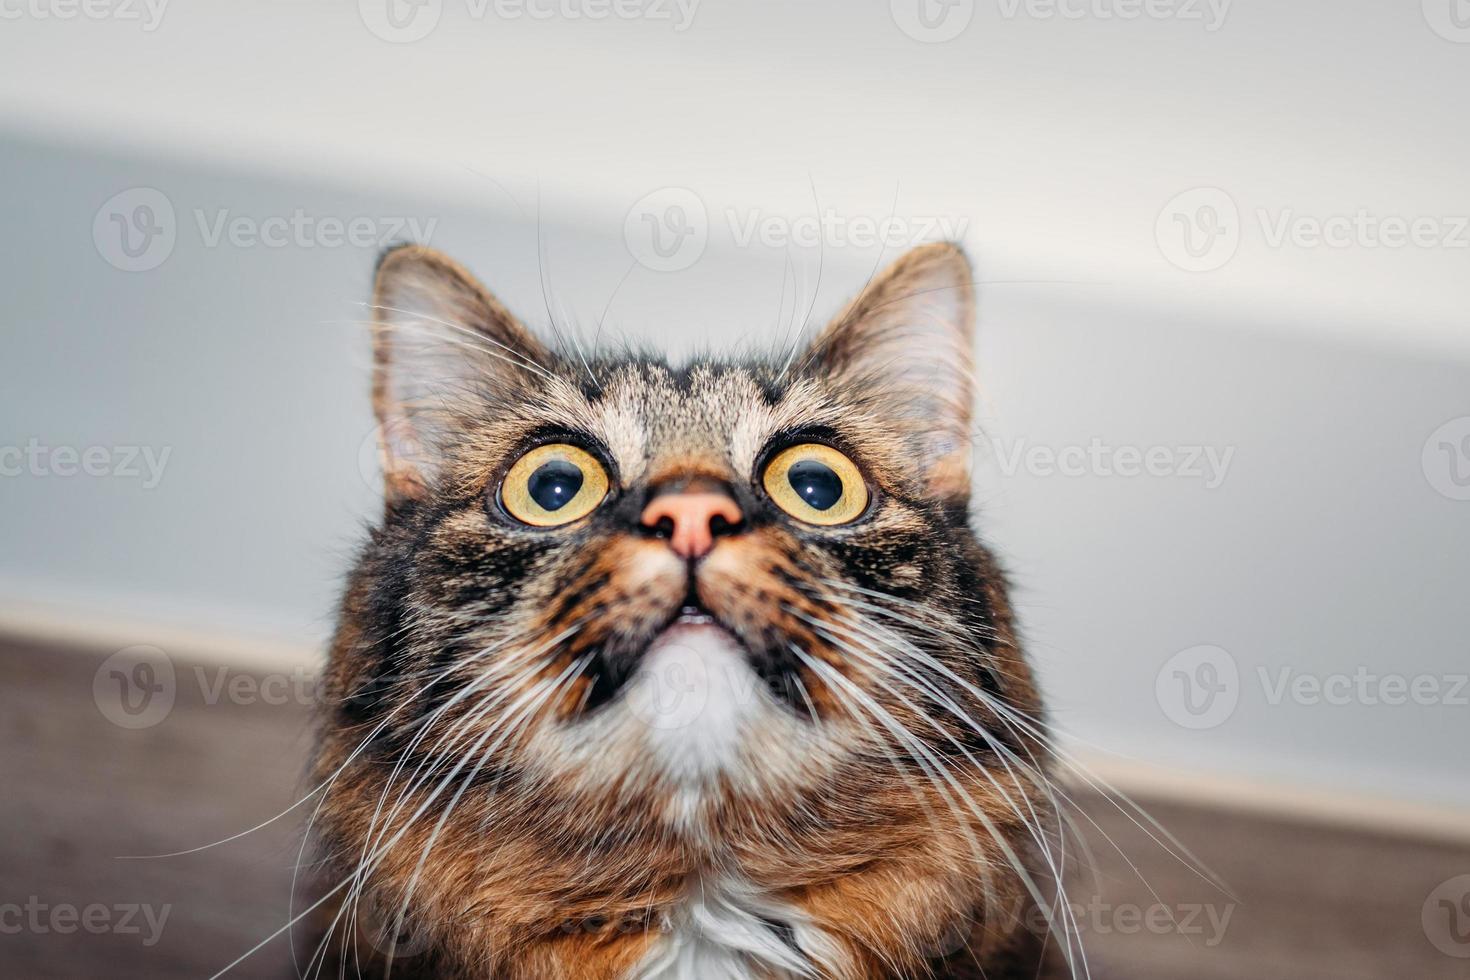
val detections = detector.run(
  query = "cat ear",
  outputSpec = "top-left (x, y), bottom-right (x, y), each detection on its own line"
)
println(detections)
top-left (370, 244), bottom-right (553, 504)
top-left (800, 243), bottom-right (976, 500)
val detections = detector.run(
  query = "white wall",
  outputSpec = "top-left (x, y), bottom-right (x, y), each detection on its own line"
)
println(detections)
top-left (1, 0), bottom-right (1467, 810)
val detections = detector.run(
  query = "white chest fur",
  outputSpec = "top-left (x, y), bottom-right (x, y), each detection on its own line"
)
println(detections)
top-left (631, 877), bottom-right (826, 980)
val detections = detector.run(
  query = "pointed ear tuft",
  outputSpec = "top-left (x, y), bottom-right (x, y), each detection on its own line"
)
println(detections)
top-left (800, 243), bottom-right (976, 500)
top-left (370, 244), bottom-right (553, 505)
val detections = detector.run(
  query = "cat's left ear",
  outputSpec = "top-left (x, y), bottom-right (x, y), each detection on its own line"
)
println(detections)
top-left (799, 243), bottom-right (976, 501)
top-left (370, 244), bottom-right (554, 505)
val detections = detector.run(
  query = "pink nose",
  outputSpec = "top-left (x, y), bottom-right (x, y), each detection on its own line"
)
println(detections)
top-left (640, 492), bottom-right (743, 559)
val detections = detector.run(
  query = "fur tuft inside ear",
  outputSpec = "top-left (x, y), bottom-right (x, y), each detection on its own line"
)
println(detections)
top-left (800, 243), bottom-right (976, 500)
top-left (370, 244), bottom-right (553, 505)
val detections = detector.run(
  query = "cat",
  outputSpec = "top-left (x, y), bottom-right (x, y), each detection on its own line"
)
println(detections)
top-left (308, 241), bottom-right (1065, 979)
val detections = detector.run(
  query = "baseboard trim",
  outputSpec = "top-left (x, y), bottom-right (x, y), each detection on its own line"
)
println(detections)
top-left (0, 595), bottom-right (321, 673)
top-left (3, 595), bottom-right (1466, 844)
top-left (1067, 749), bottom-right (1470, 846)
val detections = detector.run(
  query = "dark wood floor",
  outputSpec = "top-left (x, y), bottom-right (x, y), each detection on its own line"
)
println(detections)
top-left (2, 635), bottom-right (1467, 979)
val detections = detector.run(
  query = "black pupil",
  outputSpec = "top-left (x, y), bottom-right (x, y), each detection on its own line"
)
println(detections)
top-left (787, 459), bottom-right (843, 511)
top-left (527, 459), bottom-right (584, 512)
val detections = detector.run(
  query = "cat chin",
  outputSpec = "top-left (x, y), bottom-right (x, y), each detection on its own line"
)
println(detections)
top-left (621, 621), bottom-right (768, 788)
top-left (533, 620), bottom-right (827, 814)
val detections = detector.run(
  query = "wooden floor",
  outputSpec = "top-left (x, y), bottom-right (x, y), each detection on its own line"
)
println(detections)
top-left (2, 635), bottom-right (1466, 979)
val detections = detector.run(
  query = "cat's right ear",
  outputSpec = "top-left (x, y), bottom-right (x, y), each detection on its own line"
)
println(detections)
top-left (370, 244), bottom-right (553, 505)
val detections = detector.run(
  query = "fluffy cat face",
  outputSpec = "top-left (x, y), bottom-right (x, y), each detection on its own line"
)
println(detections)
top-left (314, 243), bottom-right (1054, 979)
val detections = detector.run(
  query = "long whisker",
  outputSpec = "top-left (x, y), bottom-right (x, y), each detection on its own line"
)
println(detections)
top-left (807, 580), bottom-right (1217, 974)
top-left (797, 623), bottom-right (1087, 978)
top-left (299, 649), bottom-right (577, 980)
top-left (815, 577), bottom-right (1224, 883)
top-left (792, 644), bottom-right (1088, 978)
top-left (125, 617), bottom-right (530, 863)
top-left (301, 655), bottom-right (549, 980)
top-left (282, 625), bottom-right (578, 979)
top-left (343, 627), bottom-right (583, 917)
top-left (814, 578), bottom-right (1233, 918)
top-left (382, 652), bottom-right (592, 978)
top-left (789, 647), bottom-right (991, 977)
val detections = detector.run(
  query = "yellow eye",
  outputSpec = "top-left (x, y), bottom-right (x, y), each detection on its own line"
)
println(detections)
top-left (761, 443), bottom-right (869, 526)
top-left (500, 444), bottom-right (610, 527)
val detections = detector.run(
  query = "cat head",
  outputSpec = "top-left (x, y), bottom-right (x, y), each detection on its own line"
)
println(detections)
top-left (318, 242), bottom-right (1051, 978)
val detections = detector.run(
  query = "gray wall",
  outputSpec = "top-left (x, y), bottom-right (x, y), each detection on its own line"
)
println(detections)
top-left (3, 132), bottom-right (1466, 808)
